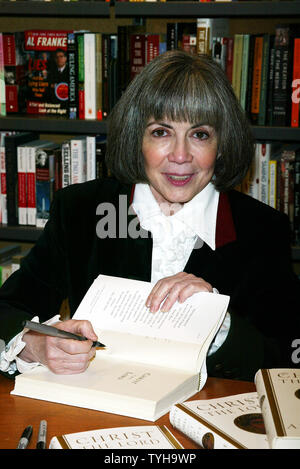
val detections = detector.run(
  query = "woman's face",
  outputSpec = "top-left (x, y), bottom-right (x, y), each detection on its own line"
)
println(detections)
top-left (142, 119), bottom-right (218, 207)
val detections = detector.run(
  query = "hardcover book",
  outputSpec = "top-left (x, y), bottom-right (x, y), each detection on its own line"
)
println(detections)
top-left (11, 274), bottom-right (229, 421)
top-left (170, 392), bottom-right (269, 449)
top-left (24, 30), bottom-right (70, 116)
top-left (255, 369), bottom-right (300, 449)
top-left (49, 425), bottom-right (183, 449)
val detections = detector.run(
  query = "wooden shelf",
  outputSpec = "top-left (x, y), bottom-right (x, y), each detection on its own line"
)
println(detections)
top-left (114, 1), bottom-right (300, 18)
top-left (0, 0), bottom-right (110, 17)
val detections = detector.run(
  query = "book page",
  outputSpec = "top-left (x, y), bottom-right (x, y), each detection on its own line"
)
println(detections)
top-left (74, 275), bottom-right (229, 344)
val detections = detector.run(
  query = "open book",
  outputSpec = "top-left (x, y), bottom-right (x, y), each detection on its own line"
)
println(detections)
top-left (11, 274), bottom-right (229, 421)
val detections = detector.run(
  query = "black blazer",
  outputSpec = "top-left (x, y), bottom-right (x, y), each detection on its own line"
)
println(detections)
top-left (1, 178), bottom-right (299, 380)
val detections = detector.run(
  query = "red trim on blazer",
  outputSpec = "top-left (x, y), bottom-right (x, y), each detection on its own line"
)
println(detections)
top-left (216, 192), bottom-right (237, 248)
top-left (129, 185), bottom-right (236, 248)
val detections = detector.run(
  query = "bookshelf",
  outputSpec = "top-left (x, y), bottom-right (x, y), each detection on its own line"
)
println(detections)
top-left (0, 1), bottom-right (300, 263)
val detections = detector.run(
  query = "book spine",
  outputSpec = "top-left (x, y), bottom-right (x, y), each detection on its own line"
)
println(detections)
top-left (251, 35), bottom-right (263, 124)
top-left (169, 405), bottom-right (238, 449)
top-left (258, 34), bottom-right (270, 126)
top-left (71, 138), bottom-right (86, 184)
top-left (268, 160), bottom-right (277, 209)
top-left (84, 33), bottom-right (96, 120)
top-left (36, 149), bottom-right (55, 228)
top-left (5, 138), bottom-right (20, 226)
top-left (86, 135), bottom-right (96, 181)
top-left (108, 34), bottom-right (118, 112)
top-left (258, 142), bottom-right (270, 205)
top-left (247, 143), bottom-right (260, 201)
top-left (232, 34), bottom-right (243, 102)
top-left (225, 37), bottom-right (234, 84)
top-left (291, 38), bottom-right (300, 128)
top-left (0, 137), bottom-right (7, 224)
top-left (196, 19), bottom-right (211, 56)
top-left (77, 34), bottom-right (85, 120)
top-left (27, 146), bottom-right (36, 226)
top-left (0, 33), bottom-right (6, 116)
top-left (102, 34), bottom-right (109, 119)
top-left (166, 23), bottom-right (178, 51)
top-left (294, 153), bottom-right (300, 245)
top-left (130, 34), bottom-right (146, 81)
top-left (68, 32), bottom-right (77, 120)
top-left (272, 26), bottom-right (291, 126)
top-left (3, 33), bottom-right (18, 113)
top-left (254, 370), bottom-right (281, 448)
top-left (62, 141), bottom-right (71, 188)
top-left (146, 34), bottom-right (160, 64)
top-left (17, 145), bottom-right (27, 225)
top-left (54, 148), bottom-right (62, 192)
top-left (280, 151), bottom-right (295, 233)
top-left (95, 33), bottom-right (103, 121)
top-left (240, 34), bottom-right (250, 110)
top-left (266, 36), bottom-right (275, 126)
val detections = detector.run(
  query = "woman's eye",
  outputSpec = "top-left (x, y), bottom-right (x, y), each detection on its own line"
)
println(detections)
top-left (193, 131), bottom-right (209, 140)
top-left (152, 129), bottom-right (168, 137)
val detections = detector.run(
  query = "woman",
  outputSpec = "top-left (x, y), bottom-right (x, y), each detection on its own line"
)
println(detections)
top-left (0, 51), bottom-right (299, 380)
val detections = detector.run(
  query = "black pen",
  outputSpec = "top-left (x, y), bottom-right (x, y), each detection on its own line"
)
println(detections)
top-left (36, 420), bottom-right (47, 449)
top-left (23, 320), bottom-right (105, 348)
top-left (17, 425), bottom-right (33, 449)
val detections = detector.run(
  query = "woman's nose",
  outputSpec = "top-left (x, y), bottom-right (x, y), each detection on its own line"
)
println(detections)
top-left (168, 138), bottom-right (192, 164)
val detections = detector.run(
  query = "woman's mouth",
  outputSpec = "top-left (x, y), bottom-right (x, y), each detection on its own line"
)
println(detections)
top-left (164, 173), bottom-right (193, 186)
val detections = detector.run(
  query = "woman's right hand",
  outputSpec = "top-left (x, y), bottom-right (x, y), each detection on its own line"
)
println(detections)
top-left (18, 319), bottom-right (98, 375)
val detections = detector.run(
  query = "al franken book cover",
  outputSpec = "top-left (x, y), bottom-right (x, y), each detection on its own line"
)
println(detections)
top-left (24, 30), bottom-right (70, 117)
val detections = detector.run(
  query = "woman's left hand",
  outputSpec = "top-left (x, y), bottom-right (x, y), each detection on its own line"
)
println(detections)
top-left (146, 272), bottom-right (213, 313)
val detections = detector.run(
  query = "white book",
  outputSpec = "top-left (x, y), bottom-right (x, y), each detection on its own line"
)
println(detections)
top-left (17, 144), bottom-right (28, 225)
top-left (11, 274), bottom-right (229, 421)
top-left (62, 140), bottom-right (71, 188)
top-left (84, 33), bottom-right (96, 120)
top-left (86, 135), bottom-right (96, 181)
top-left (71, 136), bottom-right (87, 184)
top-left (170, 392), bottom-right (269, 449)
top-left (50, 425), bottom-right (183, 449)
top-left (255, 369), bottom-right (300, 449)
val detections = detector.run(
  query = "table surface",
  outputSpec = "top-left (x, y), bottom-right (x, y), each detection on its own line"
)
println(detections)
top-left (0, 374), bottom-right (255, 449)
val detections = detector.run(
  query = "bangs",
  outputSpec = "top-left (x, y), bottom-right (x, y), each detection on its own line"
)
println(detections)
top-left (140, 66), bottom-right (222, 131)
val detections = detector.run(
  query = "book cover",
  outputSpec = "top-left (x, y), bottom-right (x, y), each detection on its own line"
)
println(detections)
top-left (35, 142), bottom-right (59, 228)
top-left (3, 31), bottom-right (26, 114)
top-left (61, 140), bottom-right (71, 188)
top-left (24, 30), bottom-right (70, 116)
top-left (251, 35), bottom-right (264, 124)
top-left (50, 425), bottom-right (183, 450)
top-left (76, 33), bottom-right (85, 120)
top-left (196, 18), bottom-right (229, 57)
top-left (11, 274), bottom-right (229, 421)
top-left (255, 369), bottom-right (300, 449)
top-left (170, 392), bottom-right (269, 449)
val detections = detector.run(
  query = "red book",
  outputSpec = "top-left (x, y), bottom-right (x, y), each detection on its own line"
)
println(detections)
top-left (3, 32), bottom-right (26, 113)
top-left (291, 37), bottom-right (300, 128)
top-left (226, 37), bottom-right (234, 84)
top-left (146, 34), bottom-right (160, 64)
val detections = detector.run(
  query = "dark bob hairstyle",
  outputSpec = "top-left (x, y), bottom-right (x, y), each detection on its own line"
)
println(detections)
top-left (106, 50), bottom-right (254, 192)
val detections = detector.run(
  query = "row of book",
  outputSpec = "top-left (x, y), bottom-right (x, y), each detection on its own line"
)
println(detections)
top-left (0, 20), bottom-right (299, 126)
top-left (239, 141), bottom-right (300, 245)
top-left (0, 130), bottom-right (107, 228)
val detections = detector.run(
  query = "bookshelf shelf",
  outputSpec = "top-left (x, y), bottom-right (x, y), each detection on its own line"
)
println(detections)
top-left (0, 1), bottom-right (110, 18)
top-left (0, 116), bottom-right (107, 135)
top-left (1, 117), bottom-right (300, 141)
top-left (0, 225), bottom-right (43, 242)
top-left (114, 1), bottom-right (300, 18)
